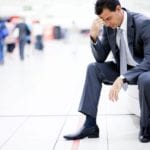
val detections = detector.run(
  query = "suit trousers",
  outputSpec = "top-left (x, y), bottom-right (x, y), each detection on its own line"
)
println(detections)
top-left (0, 40), bottom-right (4, 63)
top-left (138, 72), bottom-right (150, 128)
top-left (78, 61), bottom-right (150, 129)
top-left (78, 61), bottom-right (119, 118)
top-left (19, 39), bottom-right (26, 60)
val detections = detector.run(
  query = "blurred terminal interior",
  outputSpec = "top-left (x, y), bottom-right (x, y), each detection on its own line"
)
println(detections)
top-left (0, 0), bottom-right (98, 40)
top-left (0, 0), bottom-right (150, 40)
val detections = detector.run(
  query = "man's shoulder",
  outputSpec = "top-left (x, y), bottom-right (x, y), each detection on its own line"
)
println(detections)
top-left (126, 10), bottom-right (150, 30)
top-left (127, 10), bottom-right (150, 22)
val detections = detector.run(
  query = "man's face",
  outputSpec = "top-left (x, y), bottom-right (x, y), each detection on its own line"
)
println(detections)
top-left (99, 6), bottom-right (123, 29)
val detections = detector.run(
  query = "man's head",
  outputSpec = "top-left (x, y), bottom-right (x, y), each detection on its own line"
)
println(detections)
top-left (95, 0), bottom-right (124, 28)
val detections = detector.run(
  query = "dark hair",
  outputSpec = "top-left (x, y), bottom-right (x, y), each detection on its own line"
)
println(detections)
top-left (95, 0), bottom-right (121, 15)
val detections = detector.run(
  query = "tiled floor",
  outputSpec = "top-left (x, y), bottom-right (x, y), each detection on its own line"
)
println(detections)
top-left (0, 38), bottom-right (150, 150)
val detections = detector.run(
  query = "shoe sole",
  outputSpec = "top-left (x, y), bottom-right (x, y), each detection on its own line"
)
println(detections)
top-left (88, 134), bottom-right (99, 138)
top-left (64, 134), bottom-right (99, 140)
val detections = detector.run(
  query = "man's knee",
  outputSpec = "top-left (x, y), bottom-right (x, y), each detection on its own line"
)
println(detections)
top-left (87, 62), bottom-right (98, 74)
top-left (138, 73), bottom-right (150, 87)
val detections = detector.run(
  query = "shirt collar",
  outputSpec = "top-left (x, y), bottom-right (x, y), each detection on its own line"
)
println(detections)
top-left (120, 10), bottom-right (127, 31)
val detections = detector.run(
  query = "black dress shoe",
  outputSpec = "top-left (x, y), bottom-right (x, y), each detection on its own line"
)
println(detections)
top-left (139, 128), bottom-right (150, 143)
top-left (139, 134), bottom-right (150, 143)
top-left (63, 125), bottom-right (99, 140)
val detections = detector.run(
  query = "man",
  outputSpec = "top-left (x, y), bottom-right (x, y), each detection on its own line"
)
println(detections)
top-left (0, 18), bottom-right (8, 64)
top-left (64, 0), bottom-right (150, 143)
top-left (15, 17), bottom-right (30, 60)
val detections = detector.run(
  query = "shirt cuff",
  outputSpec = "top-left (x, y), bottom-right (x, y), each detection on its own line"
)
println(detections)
top-left (90, 36), bottom-right (97, 45)
top-left (119, 75), bottom-right (127, 83)
top-left (120, 75), bottom-right (125, 79)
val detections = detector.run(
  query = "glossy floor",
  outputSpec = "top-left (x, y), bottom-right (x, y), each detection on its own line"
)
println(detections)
top-left (0, 39), bottom-right (150, 150)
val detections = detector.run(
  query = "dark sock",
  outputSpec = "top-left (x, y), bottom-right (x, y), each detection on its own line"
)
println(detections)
top-left (84, 115), bottom-right (96, 128)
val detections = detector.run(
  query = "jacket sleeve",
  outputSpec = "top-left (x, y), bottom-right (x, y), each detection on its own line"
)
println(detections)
top-left (91, 27), bottom-right (111, 63)
top-left (124, 19), bottom-right (150, 83)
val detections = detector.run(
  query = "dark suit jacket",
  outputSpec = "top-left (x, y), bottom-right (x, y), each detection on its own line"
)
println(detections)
top-left (16, 23), bottom-right (30, 41)
top-left (91, 9), bottom-right (150, 83)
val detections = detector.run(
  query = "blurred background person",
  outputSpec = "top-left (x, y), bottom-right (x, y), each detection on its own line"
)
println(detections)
top-left (0, 17), bottom-right (8, 64)
top-left (15, 17), bottom-right (31, 60)
top-left (32, 20), bottom-right (44, 51)
top-left (5, 18), bottom-right (16, 54)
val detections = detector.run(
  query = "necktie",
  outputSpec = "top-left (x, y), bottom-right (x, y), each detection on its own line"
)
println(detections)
top-left (118, 28), bottom-right (127, 74)
top-left (118, 28), bottom-right (128, 90)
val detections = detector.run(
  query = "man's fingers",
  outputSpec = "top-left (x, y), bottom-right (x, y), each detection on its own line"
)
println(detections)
top-left (114, 89), bottom-right (119, 101)
top-left (109, 77), bottom-right (123, 102)
top-left (109, 88), bottom-right (115, 102)
top-left (109, 87), bottom-right (119, 102)
top-left (113, 90), bottom-right (118, 102)
top-left (94, 18), bottom-right (104, 27)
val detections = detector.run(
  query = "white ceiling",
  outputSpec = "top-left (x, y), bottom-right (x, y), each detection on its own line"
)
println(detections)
top-left (0, 0), bottom-right (95, 17)
top-left (0, 0), bottom-right (96, 27)
top-left (0, 0), bottom-right (149, 27)
top-left (0, 0), bottom-right (150, 16)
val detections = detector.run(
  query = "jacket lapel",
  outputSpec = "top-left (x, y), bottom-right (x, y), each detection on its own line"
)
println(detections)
top-left (109, 28), bottom-right (118, 53)
top-left (127, 11), bottom-right (135, 54)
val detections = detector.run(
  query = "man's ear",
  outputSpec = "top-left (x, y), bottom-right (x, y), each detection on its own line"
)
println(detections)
top-left (116, 5), bottom-right (122, 12)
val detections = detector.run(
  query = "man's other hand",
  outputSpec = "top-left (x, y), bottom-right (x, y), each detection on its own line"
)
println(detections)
top-left (109, 77), bottom-right (123, 102)
top-left (90, 18), bottom-right (104, 42)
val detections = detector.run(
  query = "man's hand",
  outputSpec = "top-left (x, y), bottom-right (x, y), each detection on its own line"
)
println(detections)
top-left (90, 18), bottom-right (104, 42)
top-left (109, 77), bottom-right (124, 102)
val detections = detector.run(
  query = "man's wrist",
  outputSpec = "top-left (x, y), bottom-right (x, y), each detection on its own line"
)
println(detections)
top-left (119, 75), bottom-right (127, 83)
top-left (90, 35), bottom-right (98, 44)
